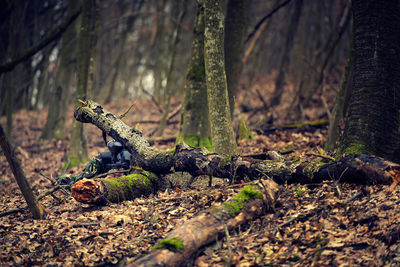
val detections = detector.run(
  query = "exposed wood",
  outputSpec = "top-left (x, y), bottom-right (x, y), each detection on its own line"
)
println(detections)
top-left (0, 124), bottom-right (46, 219)
top-left (129, 180), bottom-right (279, 267)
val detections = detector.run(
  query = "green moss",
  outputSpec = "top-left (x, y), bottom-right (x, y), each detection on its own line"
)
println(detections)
top-left (223, 185), bottom-right (263, 215)
top-left (177, 134), bottom-right (213, 152)
top-left (187, 63), bottom-right (205, 82)
top-left (309, 119), bottom-right (329, 126)
top-left (102, 171), bottom-right (156, 202)
top-left (218, 156), bottom-right (233, 169)
top-left (198, 137), bottom-right (213, 152)
top-left (177, 134), bottom-right (199, 147)
top-left (284, 120), bottom-right (328, 129)
top-left (153, 237), bottom-right (184, 252)
top-left (342, 142), bottom-right (367, 155)
top-left (237, 118), bottom-right (253, 141)
top-left (398, 109), bottom-right (400, 133)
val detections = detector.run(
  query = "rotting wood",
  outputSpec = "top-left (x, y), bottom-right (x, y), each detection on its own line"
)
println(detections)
top-left (73, 100), bottom-right (400, 188)
top-left (128, 180), bottom-right (279, 267)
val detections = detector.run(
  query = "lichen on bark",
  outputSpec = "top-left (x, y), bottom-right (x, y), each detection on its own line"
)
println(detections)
top-left (179, 1), bottom-right (211, 151)
top-left (204, 0), bottom-right (237, 156)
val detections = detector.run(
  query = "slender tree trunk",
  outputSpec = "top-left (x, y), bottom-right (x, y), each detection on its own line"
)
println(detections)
top-left (204, 0), bottom-right (237, 156)
top-left (0, 124), bottom-right (46, 219)
top-left (41, 0), bottom-right (79, 140)
top-left (152, 0), bottom-right (166, 102)
top-left (157, 8), bottom-right (185, 137)
top-left (224, 0), bottom-right (248, 117)
top-left (270, 0), bottom-right (303, 107)
top-left (178, 2), bottom-right (212, 150)
top-left (340, 0), bottom-right (400, 161)
top-left (66, 0), bottom-right (95, 168)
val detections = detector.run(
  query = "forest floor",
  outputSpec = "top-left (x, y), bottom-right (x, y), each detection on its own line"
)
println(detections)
top-left (1, 87), bottom-right (400, 266)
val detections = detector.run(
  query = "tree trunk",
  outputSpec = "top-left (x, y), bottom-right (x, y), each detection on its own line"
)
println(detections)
top-left (204, 0), bottom-right (237, 156)
top-left (66, 0), bottom-right (95, 168)
top-left (339, 0), bottom-right (400, 162)
top-left (0, 124), bottom-right (46, 219)
top-left (40, 0), bottom-right (79, 140)
top-left (224, 0), bottom-right (248, 117)
top-left (325, 39), bottom-right (353, 151)
top-left (157, 8), bottom-right (185, 137)
top-left (269, 0), bottom-right (303, 107)
top-left (178, 1), bottom-right (212, 151)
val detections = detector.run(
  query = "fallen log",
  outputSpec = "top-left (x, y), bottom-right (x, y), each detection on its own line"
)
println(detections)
top-left (73, 100), bottom-right (399, 186)
top-left (71, 169), bottom-right (169, 205)
top-left (128, 179), bottom-right (279, 266)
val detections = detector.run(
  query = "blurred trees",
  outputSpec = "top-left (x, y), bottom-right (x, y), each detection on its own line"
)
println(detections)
top-left (0, 0), bottom-right (356, 155)
top-left (66, 0), bottom-right (96, 168)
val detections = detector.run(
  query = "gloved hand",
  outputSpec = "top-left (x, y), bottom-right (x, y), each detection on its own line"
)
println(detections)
top-left (56, 174), bottom-right (76, 186)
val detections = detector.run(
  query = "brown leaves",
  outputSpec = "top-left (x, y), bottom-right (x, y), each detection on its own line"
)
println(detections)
top-left (2, 99), bottom-right (400, 266)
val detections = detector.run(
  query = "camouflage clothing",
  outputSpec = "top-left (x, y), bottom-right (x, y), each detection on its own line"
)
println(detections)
top-left (57, 157), bottom-right (105, 186)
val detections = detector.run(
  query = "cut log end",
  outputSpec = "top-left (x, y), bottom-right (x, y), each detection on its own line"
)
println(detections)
top-left (71, 179), bottom-right (107, 205)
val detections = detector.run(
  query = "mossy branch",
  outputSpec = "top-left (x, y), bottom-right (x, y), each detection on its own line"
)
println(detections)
top-left (73, 100), bottom-right (400, 187)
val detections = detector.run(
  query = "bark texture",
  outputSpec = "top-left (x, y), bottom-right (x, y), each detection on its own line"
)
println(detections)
top-left (178, 2), bottom-right (212, 151)
top-left (130, 180), bottom-right (279, 267)
top-left (340, 0), bottom-right (400, 161)
top-left (325, 44), bottom-right (353, 151)
top-left (204, 0), bottom-right (237, 156)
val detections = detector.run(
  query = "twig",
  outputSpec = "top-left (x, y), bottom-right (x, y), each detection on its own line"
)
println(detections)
top-left (39, 172), bottom-right (70, 196)
top-left (119, 102), bottom-right (136, 119)
top-left (224, 225), bottom-right (233, 267)
top-left (305, 152), bottom-right (335, 161)
top-left (78, 99), bottom-right (88, 106)
top-left (142, 87), bottom-right (163, 114)
top-left (133, 120), bottom-right (179, 125)
top-left (245, 0), bottom-right (293, 43)
top-left (159, 205), bottom-right (179, 214)
top-left (0, 207), bottom-right (26, 218)
top-left (167, 104), bottom-right (181, 121)
top-left (36, 185), bottom-right (70, 201)
top-left (72, 222), bottom-right (99, 228)
top-left (255, 89), bottom-right (268, 110)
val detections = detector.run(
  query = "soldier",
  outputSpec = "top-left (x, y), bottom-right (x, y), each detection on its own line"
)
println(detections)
top-left (57, 140), bottom-right (131, 186)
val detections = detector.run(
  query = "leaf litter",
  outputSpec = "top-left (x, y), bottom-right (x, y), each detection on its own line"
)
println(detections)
top-left (1, 98), bottom-right (400, 266)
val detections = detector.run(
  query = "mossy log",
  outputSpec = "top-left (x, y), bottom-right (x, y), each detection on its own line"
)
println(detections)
top-left (130, 180), bottom-right (279, 267)
top-left (71, 170), bottom-right (166, 205)
top-left (74, 100), bottom-right (400, 189)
